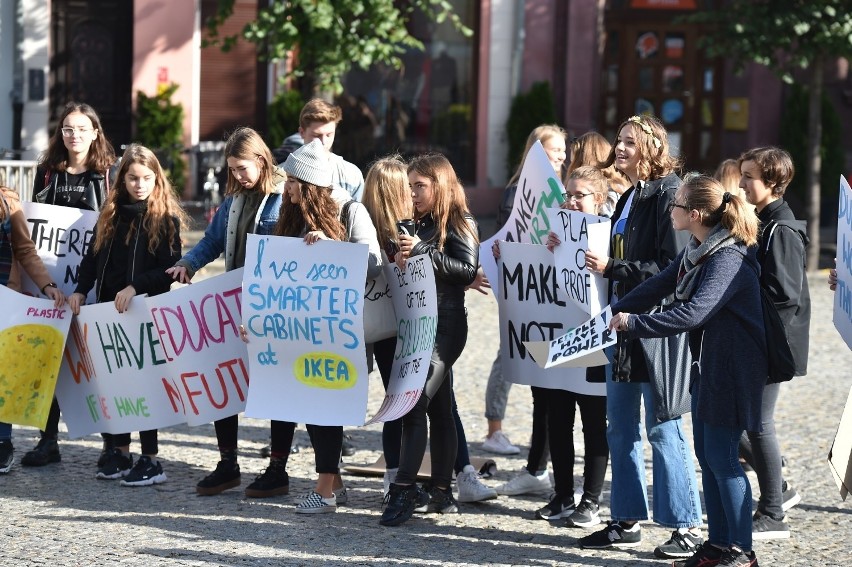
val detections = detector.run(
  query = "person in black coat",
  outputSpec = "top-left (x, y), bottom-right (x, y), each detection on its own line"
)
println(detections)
top-left (737, 146), bottom-right (810, 539)
top-left (609, 174), bottom-right (766, 567)
top-left (68, 144), bottom-right (188, 487)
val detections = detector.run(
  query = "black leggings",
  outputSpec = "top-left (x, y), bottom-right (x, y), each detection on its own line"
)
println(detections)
top-left (269, 420), bottom-right (340, 474)
top-left (546, 389), bottom-right (609, 503)
top-left (103, 430), bottom-right (159, 455)
top-left (395, 307), bottom-right (468, 488)
top-left (526, 386), bottom-right (550, 473)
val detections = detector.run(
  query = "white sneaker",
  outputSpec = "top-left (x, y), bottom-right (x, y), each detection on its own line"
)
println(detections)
top-left (482, 431), bottom-right (521, 455)
top-left (495, 469), bottom-right (552, 496)
top-left (295, 490), bottom-right (337, 514)
top-left (295, 486), bottom-right (347, 505)
top-left (383, 467), bottom-right (398, 496)
top-left (456, 464), bottom-right (498, 503)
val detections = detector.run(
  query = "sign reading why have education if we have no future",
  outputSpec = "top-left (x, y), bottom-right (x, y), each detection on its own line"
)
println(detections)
top-left (366, 255), bottom-right (438, 425)
top-left (20, 201), bottom-right (98, 303)
top-left (242, 234), bottom-right (370, 426)
top-left (54, 269), bottom-right (250, 437)
top-left (496, 241), bottom-right (606, 396)
top-left (480, 140), bottom-right (565, 292)
top-left (0, 285), bottom-right (71, 429)
top-left (834, 175), bottom-right (852, 351)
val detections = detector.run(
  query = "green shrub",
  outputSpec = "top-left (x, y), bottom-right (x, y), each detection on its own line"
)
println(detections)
top-left (505, 81), bottom-right (557, 177)
top-left (266, 89), bottom-right (305, 149)
top-left (135, 83), bottom-right (186, 192)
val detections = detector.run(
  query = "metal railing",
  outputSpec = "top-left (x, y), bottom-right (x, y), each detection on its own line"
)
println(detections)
top-left (0, 160), bottom-right (38, 200)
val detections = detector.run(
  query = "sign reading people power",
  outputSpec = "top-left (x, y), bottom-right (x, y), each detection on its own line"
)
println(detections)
top-left (366, 256), bottom-right (438, 424)
top-left (480, 141), bottom-right (565, 290)
top-left (547, 208), bottom-right (610, 316)
top-left (0, 285), bottom-right (71, 428)
top-left (146, 269), bottom-right (249, 425)
top-left (242, 234), bottom-right (369, 425)
top-left (497, 241), bottom-right (606, 395)
top-left (53, 297), bottom-right (183, 436)
top-left (835, 175), bottom-right (852, 350)
top-left (525, 307), bottom-right (615, 369)
top-left (20, 201), bottom-right (98, 301)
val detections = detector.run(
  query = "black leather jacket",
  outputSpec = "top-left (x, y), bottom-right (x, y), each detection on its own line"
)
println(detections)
top-left (33, 167), bottom-right (106, 212)
top-left (411, 213), bottom-right (479, 309)
top-left (603, 172), bottom-right (689, 382)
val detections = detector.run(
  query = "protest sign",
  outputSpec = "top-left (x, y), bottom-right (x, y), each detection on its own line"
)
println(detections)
top-left (146, 269), bottom-right (249, 425)
top-left (497, 241), bottom-right (606, 395)
top-left (525, 306), bottom-right (615, 369)
top-left (834, 175), bottom-right (852, 350)
top-left (53, 296), bottom-right (182, 436)
top-left (20, 201), bottom-right (98, 301)
top-left (480, 141), bottom-right (565, 290)
top-left (242, 234), bottom-right (370, 426)
top-left (828, 385), bottom-right (852, 500)
top-left (0, 285), bottom-right (71, 428)
top-left (366, 255), bottom-right (438, 424)
top-left (547, 208), bottom-right (610, 316)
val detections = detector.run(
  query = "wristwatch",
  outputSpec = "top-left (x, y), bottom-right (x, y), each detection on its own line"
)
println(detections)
top-left (41, 282), bottom-right (58, 294)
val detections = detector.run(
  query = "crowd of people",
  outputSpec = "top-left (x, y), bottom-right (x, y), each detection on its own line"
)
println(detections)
top-left (0, 97), bottom-right (829, 567)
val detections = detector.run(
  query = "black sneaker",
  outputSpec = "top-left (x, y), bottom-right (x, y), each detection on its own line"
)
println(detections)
top-left (654, 530), bottom-right (703, 558)
top-left (673, 543), bottom-right (724, 567)
top-left (196, 460), bottom-right (241, 495)
top-left (341, 434), bottom-right (356, 457)
top-left (751, 513), bottom-right (789, 540)
top-left (564, 498), bottom-right (600, 528)
top-left (96, 449), bottom-right (133, 480)
top-left (0, 440), bottom-right (14, 474)
top-left (425, 485), bottom-right (459, 514)
top-left (21, 437), bottom-right (61, 467)
top-left (535, 493), bottom-right (576, 520)
top-left (120, 456), bottom-right (167, 486)
top-left (413, 483), bottom-right (431, 513)
top-left (781, 481), bottom-right (801, 512)
top-left (380, 483), bottom-right (420, 526)
top-left (97, 440), bottom-right (114, 468)
top-left (245, 459), bottom-right (289, 498)
top-left (717, 546), bottom-right (758, 567)
top-left (578, 521), bottom-right (641, 549)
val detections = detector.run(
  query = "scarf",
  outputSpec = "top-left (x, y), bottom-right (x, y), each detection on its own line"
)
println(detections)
top-left (675, 224), bottom-right (737, 301)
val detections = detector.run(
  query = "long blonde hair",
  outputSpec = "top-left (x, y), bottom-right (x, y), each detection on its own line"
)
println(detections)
top-left (223, 127), bottom-right (278, 196)
top-left (508, 124), bottom-right (567, 186)
top-left (566, 131), bottom-right (629, 193)
top-left (94, 144), bottom-right (188, 254)
top-left (681, 174), bottom-right (758, 246)
top-left (408, 154), bottom-right (478, 250)
top-left (362, 155), bottom-right (411, 251)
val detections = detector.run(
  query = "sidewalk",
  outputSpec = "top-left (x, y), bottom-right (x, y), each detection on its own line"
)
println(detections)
top-left (2, 262), bottom-right (850, 565)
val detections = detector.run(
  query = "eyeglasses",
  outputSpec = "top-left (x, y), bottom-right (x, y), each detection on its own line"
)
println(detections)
top-left (61, 127), bottom-right (94, 137)
top-left (667, 201), bottom-right (690, 213)
top-left (563, 191), bottom-right (593, 202)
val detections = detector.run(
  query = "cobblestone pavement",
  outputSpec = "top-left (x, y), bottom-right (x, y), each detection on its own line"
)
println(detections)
top-left (2, 231), bottom-right (850, 566)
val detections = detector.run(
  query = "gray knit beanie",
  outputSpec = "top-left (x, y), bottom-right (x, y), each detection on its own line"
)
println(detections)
top-left (282, 139), bottom-right (332, 188)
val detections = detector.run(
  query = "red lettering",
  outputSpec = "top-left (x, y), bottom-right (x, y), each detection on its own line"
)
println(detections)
top-left (180, 372), bottom-right (205, 415)
top-left (162, 377), bottom-right (186, 414)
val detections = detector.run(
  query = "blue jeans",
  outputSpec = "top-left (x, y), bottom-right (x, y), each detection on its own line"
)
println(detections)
top-left (606, 375), bottom-right (702, 528)
top-left (692, 396), bottom-right (752, 550)
top-left (0, 422), bottom-right (11, 441)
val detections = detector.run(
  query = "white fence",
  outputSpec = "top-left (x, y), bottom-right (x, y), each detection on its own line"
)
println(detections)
top-left (0, 160), bottom-right (38, 200)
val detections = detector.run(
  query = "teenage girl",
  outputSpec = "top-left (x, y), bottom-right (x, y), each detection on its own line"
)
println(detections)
top-left (68, 144), bottom-right (187, 486)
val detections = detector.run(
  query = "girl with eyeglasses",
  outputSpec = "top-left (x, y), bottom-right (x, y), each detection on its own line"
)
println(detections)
top-left (23, 102), bottom-right (117, 469)
top-left (578, 115), bottom-right (704, 559)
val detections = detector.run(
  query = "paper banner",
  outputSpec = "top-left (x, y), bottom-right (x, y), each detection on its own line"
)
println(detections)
top-left (525, 306), bottom-right (616, 369)
top-left (242, 234), bottom-right (370, 426)
top-left (834, 175), bottom-right (852, 350)
top-left (0, 285), bottom-right (72, 428)
top-left (365, 255), bottom-right (438, 424)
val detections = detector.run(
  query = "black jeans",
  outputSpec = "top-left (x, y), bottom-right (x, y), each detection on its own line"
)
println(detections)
top-left (394, 307), bottom-right (467, 488)
top-left (739, 382), bottom-right (785, 520)
top-left (103, 430), bottom-right (159, 455)
top-left (546, 389), bottom-right (609, 503)
top-left (526, 386), bottom-right (550, 473)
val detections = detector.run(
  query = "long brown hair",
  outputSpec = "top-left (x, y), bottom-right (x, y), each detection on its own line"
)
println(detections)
top-left (40, 102), bottom-right (115, 174)
top-left (223, 127), bottom-right (278, 196)
top-left (407, 154), bottom-right (478, 250)
top-left (681, 174), bottom-right (758, 246)
top-left (362, 155), bottom-right (411, 251)
top-left (275, 181), bottom-right (346, 241)
top-left (93, 144), bottom-right (188, 254)
top-left (566, 131), bottom-right (630, 193)
top-left (508, 124), bottom-right (566, 186)
top-left (604, 115), bottom-right (681, 182)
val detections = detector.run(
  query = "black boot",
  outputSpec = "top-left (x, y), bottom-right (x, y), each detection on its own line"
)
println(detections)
top-left (21, 437), bottom-right (61, 467)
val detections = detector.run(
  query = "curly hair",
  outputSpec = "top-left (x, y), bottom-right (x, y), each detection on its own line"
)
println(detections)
top-left (40, 102), bottom-right (115, 174)
top-left (93, 144), bottom-right (188, 255)
top-left (223, 127), bottom-right (278, 196)
top-left (566, 131), bottom-right (630, 194)
top-left (604, 115), bottom-right (681, 182)
top-left (275, 180), bottom-right (346, 241)
top-left (408, 153), bottom-right (478, 250)
top-left (362, 155), bottom-right (411, 251)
